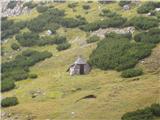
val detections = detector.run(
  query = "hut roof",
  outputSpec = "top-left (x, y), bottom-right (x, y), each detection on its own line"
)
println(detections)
top-left (74, 57), bottom-right (87, 64)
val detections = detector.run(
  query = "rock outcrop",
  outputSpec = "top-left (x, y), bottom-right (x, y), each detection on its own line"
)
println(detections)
top-left (1, 0), bottom-right (31, 17)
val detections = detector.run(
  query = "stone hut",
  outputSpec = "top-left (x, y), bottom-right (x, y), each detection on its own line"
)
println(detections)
top-left (67, 57), bottom-right (91, 76)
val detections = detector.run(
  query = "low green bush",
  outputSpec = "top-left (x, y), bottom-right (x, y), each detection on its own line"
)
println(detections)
top-left (1, 19), bottom-right (27, 40)
top-left (121, 108), bottom-right (153, 120)
top-left (99, 16), bottom-right (127, 28)
top-left (134, 28), bottom-right (160, 44)
top-left (119, 1), bottom-right (131, 7)
top-left (79, 22), bottom-right (100, 31)
top-left (137, 2), bottom-right (160, 14)
top-left (56, 42), bottom-right (71, 51)
top-left (27, 18), bottom-right (46, 32)
top-left (121, 103), bottom-right (160, 120)
top-left (68, 2), bottom-right (78, 8)
top-left (128, 16), bottom-right (158, 30)
top-left (1, 80), bottom-right (15, 92)
top-left (53, 35), bottom-right (67, 44)
top-left (29, 74), bottom-right (38, 79)
top-left (60, 17), bottom-right (86, 28)
top-left (121, 68), bottom-right (143, 78)
top-left (44, 22), bottom-right (60, 34)
top-left (2, 50), bottom-right (52, 92)
top-left (15, 32), bottom-right (40, 47)
top-left (150, 104), bottom-right (160, 116)
top-left (1, 97), bottom-right (19, 107)
top-left (87, 35), bottom-right (100, 43)
top-left (23, 1), bottom-right (37, 9)
top-left (80, 16), bottom-right (126, 32)
top-left (89, 33), bottom-right (153, 71)
top-left (105, 32), bottom-right (132, 40)
top-left (36, 5), bottom-right (49, 13)
top-left (82, 5), bottom-right (90, 10)
top-left (100, 9), bottom-right (118, 17)
top-left (11, 43), bottom-right (20, 50)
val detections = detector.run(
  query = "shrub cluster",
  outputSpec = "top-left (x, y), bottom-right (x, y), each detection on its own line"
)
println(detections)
top-left (27, 6), bottom-right (87, 32)
top-left (1, 80), bottom-right (15, 92)
top-left (86, 35), bottom-right (100, 43)
top-left (79, 22), bottom-right (100, 32)
top-left (68, 2), bottom-right (78, 8)
top-left (1, 50), bottom-right (52, 92)
top-left (60, 17), bottom-right (86, 28)
top-left (121, 103), bottom-right (160, 120)
top-left (150, 104), bottom-right (160, 116)
top-left (98, 0), bottom-right (113, 4)
top-left (119, 1), bottom-right (131, 7)
top-left (1, 97), bottom-right (19, 107)
top-left (105, 32), bottom-right (132, 40)
top-left (27, 17), bottom-right (46, 32)
top-left (128, 16), bottom-right (158, 30)
top-left (89, 33), bottom-right (154, 71)
top-left (56, 42), bottom-right (71, 51)
top-left (137, 2), bottom-right (160, 14)
top-left (121, 68), bottom-right (143, 78)
top-left (122, 108), bottom-right (153, 120)
top-left (23, 1), bottom-right (37, 9)
top-left (11, 43), bottom-right (20, 50)
top-left (16, 32), bottom-right (40, 47)
top-left (82, 5), bottom-right (90, 10)
top-left (80, 16), bottom-right (127, 31)
top-left (100, 9), bottom-right (118, 18)
top-left (27, 8), bottom-right (65, 32)
top-left (45, 22), bottom-right (60, 34)
top-left (36, 5), bottom-right (49, 13)
top-left (16, 32), bottom-right (68, 47)
top-left (29, 74), bottom-right (38, 79)
top-left (134, 28), bottom-right (160, 44)
top-left (1, 18), bottom-right (27, 40)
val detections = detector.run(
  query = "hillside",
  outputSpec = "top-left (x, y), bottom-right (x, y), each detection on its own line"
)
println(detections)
top-left (1, 1), bottom-right (160, 120)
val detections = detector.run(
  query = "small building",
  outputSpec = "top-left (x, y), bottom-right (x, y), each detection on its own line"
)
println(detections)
top-left (123, 5), bottom-right (130, 10)
top-left (67, 56), bottom-right (91, 76)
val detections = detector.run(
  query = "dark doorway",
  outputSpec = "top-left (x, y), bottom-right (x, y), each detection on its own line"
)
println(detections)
top-left (80, 64), bottom-right (84, 74)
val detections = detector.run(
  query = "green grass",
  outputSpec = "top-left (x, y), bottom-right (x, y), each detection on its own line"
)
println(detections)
top-left (2, 1), bottom-right (160, 120)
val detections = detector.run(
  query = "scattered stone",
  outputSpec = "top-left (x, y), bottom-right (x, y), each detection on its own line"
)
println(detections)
top-left (30, 89), bottom-right (43, 98)
top-left (1, 112), bottom-right (6, 117)
top-left (123, 4), bottom-right (130, 10)
top-left (155, 8), bottom-right (160, 12)
top-left (141, 60), bottom-right (145, 63)
top-left (71, 88), bottom-right (81, 92)
top-left (47, 30), bottom-right (52, 35)
top-left (146, 12), bottom-right (151, 16)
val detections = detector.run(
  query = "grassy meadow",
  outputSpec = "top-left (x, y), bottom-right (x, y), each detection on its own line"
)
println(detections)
top-left (1, 1), bottom-right (160, 120)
